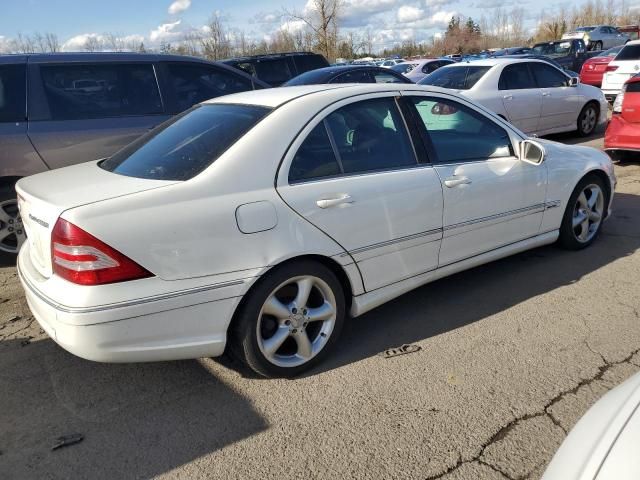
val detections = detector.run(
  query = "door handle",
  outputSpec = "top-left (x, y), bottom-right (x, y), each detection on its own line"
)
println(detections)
top-left (542, 91), bottom-right (551, 97)
top-left (444, 176), bottom-right (472, 188)
top-left (503, 94), bottom-right (513, 100)
top-left (316, 194), bottom-right (354, 209)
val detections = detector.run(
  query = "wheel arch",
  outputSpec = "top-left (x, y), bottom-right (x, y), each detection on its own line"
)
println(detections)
top-left (583, 168), bottom-right (612, 209)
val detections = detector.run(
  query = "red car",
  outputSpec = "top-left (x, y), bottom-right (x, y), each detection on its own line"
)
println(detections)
top-left (605, 73), bottom-right (640, 158)
top-left (579, 46), bottom-right (624, 87)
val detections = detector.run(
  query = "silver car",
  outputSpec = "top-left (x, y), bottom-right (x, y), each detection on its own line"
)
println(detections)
top-left (0, 52), bottom-right (267, 260)
top-left (563, 25), bottom-right (630, 51)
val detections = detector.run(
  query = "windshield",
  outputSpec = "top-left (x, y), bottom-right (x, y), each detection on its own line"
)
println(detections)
top-left (532, 42), bottom-right (572, 57)
top-left (100, 104), bottom-right (271, 181)
top-left (418, 66), bottom-right (491, 90)
top-left (576, 27), bottom-right (596, 32)
top-left (391, 63), bottom-right (416, 74)
top-left (616, 45), bottom-right (640, 61)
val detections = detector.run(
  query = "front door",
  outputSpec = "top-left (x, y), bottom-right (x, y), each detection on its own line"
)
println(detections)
top-left (404, 93), bottom-right (547, 266)
top-left (530, 62), bottom-right (581, 131)
top-left (277, 94), bottom-right (443, 291)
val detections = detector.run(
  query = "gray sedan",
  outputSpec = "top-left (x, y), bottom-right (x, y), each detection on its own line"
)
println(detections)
top-left (563, 25), bottom-right (630, 51)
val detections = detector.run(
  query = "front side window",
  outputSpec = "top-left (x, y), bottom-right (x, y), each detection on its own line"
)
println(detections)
top-left (530, 63), bottom-right (568, 88)
top-left (166, 63), bottom-right (253, 113)
top-left (101, 104), bottom-right (270, 181)
top-left (40, 63), bottom-right (163, 120)
top-left (410, 96), bottom-right (513, 163)
top-left (498, 64), bottom-right (536, 90)
top-left (0, 64), bottom-right (26, 123)
top-left (419, 66), bottom-right (491, 90)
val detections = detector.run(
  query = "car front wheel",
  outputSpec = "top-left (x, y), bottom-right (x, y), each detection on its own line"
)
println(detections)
top-left (230, 260), bottom-right (346, 378)
top-left (559, 175), bottom-right (606, 250)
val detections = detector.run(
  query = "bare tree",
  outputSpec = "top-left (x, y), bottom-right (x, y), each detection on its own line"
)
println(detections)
top-left (83, 36), bottom-right (103, 52)
top-left (284, 0), bottom-right (342, 61)
top-left (45, 33), bottom-right (60, 52)
top-left (200, 14), bottom-right (232, 60)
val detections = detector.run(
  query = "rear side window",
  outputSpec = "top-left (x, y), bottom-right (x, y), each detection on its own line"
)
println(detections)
top-left (0, 64), bottom-right (26, 122)
top-left (419, 66), bottom-right (491, 90)
top-left (616, 45), bottom-right (640, 61)
top-left (166, 63), bottom-right (253, 113)
top-left (254, 59), bottom-right (293, 85)
top-left (289, 122), bottom-right (341, 183)
top-left (40, 63), bottom-right (163, 120)
top-left (332, 70), bottom-right (372, 83)
top-left (499, 64), bottom-right (536, 90)
top-left (530, 63), bottom-right (568, 88)
top-left (101, 104), bottom-right (270, 181)
top-left (293, 55), bottom-right (328, 74)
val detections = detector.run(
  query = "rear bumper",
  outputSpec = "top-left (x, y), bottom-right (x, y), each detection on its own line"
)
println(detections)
top-left (17, 246), bottom-right (243, 363)
top-left (604, 114), bottom-right (640, 152)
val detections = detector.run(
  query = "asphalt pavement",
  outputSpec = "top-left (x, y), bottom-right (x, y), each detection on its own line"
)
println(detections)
top-left (2, 131), bottom-right (640, 480)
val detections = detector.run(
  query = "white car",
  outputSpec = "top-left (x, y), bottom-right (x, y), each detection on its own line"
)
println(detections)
top-left (419, 58), bottom-right (608, 137)
top-left (391, 59), bottom-right (455, 82)
top-left (16, 84), bottom-right (615, 378)
top-left (601, 40), bottom-right (640, 101)
top-left (542, 371), bottom-right (640, 479)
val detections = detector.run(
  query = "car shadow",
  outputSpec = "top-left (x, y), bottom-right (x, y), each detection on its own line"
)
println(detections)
top-left (0, 336), bottom-right (267, 479)
top-left (304, 191), bottom-right (640, 377)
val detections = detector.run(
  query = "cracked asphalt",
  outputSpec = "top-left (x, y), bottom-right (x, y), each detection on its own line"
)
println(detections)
top-left (2, 132), bottom-right (640, 480)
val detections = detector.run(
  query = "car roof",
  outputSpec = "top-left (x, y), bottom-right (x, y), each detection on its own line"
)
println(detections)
top-left (206, 83), bottom-right (453, 108)
top-left (435, 57), bottom-right (540, 67)
top-left (221, 51), bottom-right (321, 62)
top-left (0, 52), bottom-right (214, 63)
top-left (283, 65), bottom-right (400, 84)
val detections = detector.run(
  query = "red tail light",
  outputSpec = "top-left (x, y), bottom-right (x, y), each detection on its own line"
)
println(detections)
top-left (606, 65), bottom-right (619, 72)
top-left (51, 218), bottom-right (152, 285)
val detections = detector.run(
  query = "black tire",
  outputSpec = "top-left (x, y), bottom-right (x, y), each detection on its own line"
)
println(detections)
top-left (577, 102), bottom-right (599, 137)
top-left (558, 174), bottom-right (607, 250)
top-left (0, 183), bottom-right (23, 264)
top-left (229, 260), bottom-right (346, 378)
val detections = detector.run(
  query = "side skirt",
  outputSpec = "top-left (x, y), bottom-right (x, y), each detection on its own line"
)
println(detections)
top-left (350, 230), bottom-right (559, 317)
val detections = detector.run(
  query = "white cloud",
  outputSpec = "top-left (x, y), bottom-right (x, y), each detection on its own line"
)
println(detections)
top-left (425, 0), bottom-right (457, 7)
top-left (280, 19), bottom-right (307, 33)
top-left (61, 33), bottom-right (146, 51)
top-left (168, 0), bottom-right (191, 15)
top-left (149, 20), bottom-right (183, 43)
top-left (61, 33), bottom-right (101, 51)
top-left (430, 10), bottom-right (456, 27)
top-left (0, 36), bottom-right (12, 53)
top-left (397, 5), bottom-right (425, 23)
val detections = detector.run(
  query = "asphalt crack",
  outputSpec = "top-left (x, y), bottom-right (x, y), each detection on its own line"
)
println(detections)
top-left (425, 344), bottom-right (640, 480)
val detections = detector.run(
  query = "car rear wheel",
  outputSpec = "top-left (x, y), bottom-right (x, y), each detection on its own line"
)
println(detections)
top-left (230, 260), bottom-right (346, 378)
top-left (0, 185), bottom-right (26, 262)
top-left (559, 175), bottom-right (606, 250)
top-left (577, 103), bottom-right (598, 137)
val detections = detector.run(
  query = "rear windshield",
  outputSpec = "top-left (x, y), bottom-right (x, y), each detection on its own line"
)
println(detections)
top-left (532, 42), bottom-right (573, 56)
top-left (391, 63), bottom-right (416, 74)
top-left (100, 104), bottom-right (271, 181)
top-left (418, 66), bottom-right (491, 90)
top-left (616, 45), bottom-right (640, 61)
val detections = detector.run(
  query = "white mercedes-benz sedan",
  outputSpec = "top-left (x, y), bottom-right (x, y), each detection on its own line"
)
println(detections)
top-left (419, 58), bottom-right (608, 137)
top-left (16, 84), bottom-right (615, 377)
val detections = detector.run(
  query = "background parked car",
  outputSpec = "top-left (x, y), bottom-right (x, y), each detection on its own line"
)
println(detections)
top-left (390, 59), bottom-right (455, 82)
top-left (601, 40), bottom-right (640, 101)
top-left (579, 45), bottom-right (624, 86)
top-left (491, 47), bottom-right (532, 56)
top-left (532, 39), bottom-right (599, 72)
top-left (562, 25), bottom-right (630, 50)
top-left (0, 52), bottom-right (268, 259)
top-left (419, 58), bottom-right (608, 137)
top-left (284, 65), bottom-right (412, 86)
top-left (379, 59), bottom-right (404, 68)
top-left (618, 24), bottom-right (640, 41)
top-left (605, 73), bottom-right (640, 159)
top-left (221, 52), bottom-right (328, 86)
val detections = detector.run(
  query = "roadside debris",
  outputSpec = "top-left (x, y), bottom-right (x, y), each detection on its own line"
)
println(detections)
top-left (380, 344), bottom-right (422, 359)
top-left (51, 433), bottom-right (84, 451)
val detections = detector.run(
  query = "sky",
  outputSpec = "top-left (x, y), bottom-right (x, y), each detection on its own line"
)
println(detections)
top-left (0, 0), bottom-right (612, 52)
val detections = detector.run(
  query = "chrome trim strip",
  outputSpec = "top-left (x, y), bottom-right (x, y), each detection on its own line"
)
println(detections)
top-left (545, 200), bottom-right (561, 209)
top-left (444, 203), bottom-right (547, 232)
top-left (340, 228), bottom-right (443, 257)
top-left (18, 261), bottom-right (245, 314)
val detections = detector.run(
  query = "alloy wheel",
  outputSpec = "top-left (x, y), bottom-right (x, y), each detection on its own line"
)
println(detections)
top-left (572, 183), bottom-right (604, 243)
top-left (256, 275), bottom-right (337, 368)
top-left (0, 199), bottom-right (26, 254)
top-left (581, 106), bottom-right (597, 135)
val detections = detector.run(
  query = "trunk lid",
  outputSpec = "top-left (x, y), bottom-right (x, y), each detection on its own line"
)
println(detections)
top-left (17, 160), bottom-right (177, 278)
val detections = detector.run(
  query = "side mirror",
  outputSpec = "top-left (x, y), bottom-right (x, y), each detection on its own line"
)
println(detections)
top-left (520, 139), bottom-right (545, 165)
top-left (569, 76), bottom-right (579, 87)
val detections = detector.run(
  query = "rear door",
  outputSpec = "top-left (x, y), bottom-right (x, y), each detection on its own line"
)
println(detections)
top-left (277, 93), bottom-right (443, 291)
top-left (27, 61), bottom-right (170, 170)
top-left (498, 63), bottom-right (543, 133)
top-left (530, 61), bottom-right (581, 130)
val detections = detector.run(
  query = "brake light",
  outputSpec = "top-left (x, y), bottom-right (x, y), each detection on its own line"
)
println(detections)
top-left (606, 65), bottom-right (619, 72)
top-left (51, 218), bottom-right (152, 285)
